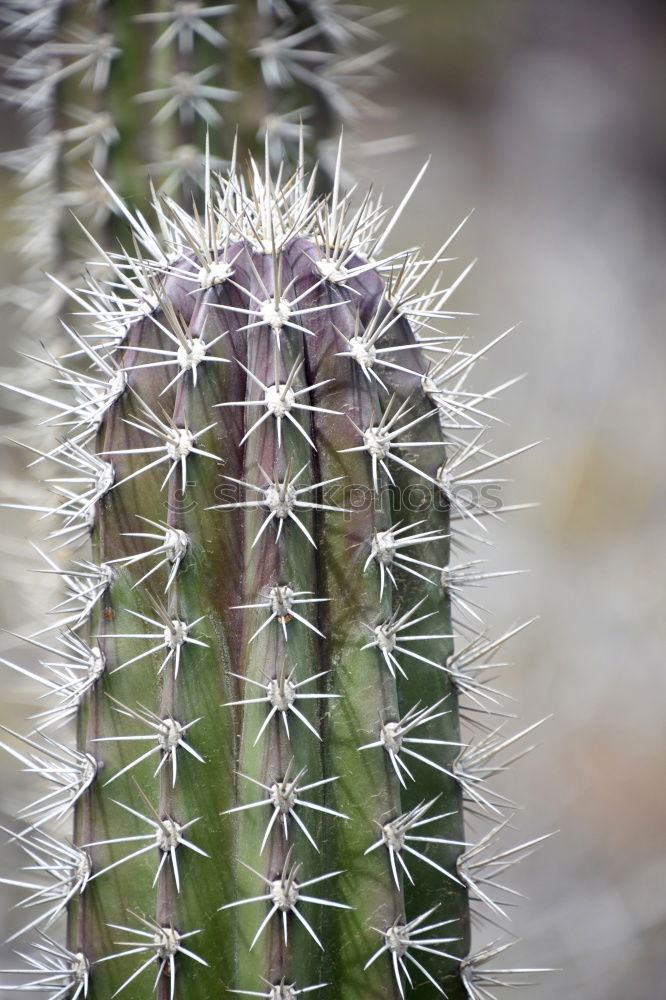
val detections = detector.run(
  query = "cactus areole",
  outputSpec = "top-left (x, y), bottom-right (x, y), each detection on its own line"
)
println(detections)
top-left (0, 149), bottom-right (539, 1000)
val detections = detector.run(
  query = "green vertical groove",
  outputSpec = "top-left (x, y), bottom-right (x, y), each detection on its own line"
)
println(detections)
top-left (156, 294), bottom-right (240, 996)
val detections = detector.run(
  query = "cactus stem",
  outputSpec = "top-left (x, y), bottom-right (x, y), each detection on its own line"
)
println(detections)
top-left (0, 137), bottom-right (540, 996)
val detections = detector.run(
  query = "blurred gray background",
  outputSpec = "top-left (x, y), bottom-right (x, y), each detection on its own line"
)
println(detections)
top-left (1, 0), bottom-right (665, 997)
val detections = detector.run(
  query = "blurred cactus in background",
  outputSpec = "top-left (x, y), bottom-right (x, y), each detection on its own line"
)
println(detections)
top-left (0, 0), bottom-right (394, 328)
top-left (0, 3), bottom-right (542, 1000)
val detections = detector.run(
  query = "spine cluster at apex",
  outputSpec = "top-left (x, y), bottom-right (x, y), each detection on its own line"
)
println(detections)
top-left (0, 152), bottom-right (542, 1000)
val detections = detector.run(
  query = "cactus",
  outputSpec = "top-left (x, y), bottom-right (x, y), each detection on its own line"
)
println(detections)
top-left (0, 146), bottom-right (545, 999)
top-left (0, 4), bottom-right (545, 1000)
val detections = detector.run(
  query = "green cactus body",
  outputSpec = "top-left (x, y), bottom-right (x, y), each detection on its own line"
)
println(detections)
top-left (0, 150), bottom-right (543, 1000)
top-left (0, 8), bottom-right (543, 1000)
top-left (3, 145), bottom-right (544, 1000)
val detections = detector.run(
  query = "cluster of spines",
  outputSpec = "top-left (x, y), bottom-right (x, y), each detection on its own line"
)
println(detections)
top-left (0, 147), bottom-right (544, 999)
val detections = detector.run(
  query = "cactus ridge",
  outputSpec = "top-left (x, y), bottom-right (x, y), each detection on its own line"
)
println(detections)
top-left (0, 146), bottom-right (544, 999)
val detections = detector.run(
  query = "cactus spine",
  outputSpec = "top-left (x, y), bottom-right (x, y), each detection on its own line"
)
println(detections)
top-left (0, 5), bottom-right (544, 1000)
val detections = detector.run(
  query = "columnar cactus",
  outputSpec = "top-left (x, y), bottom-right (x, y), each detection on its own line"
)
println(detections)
top-left (1, 3), bottom-right (543, 999)
top-left (0, 150), bottom-right (543, 999)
